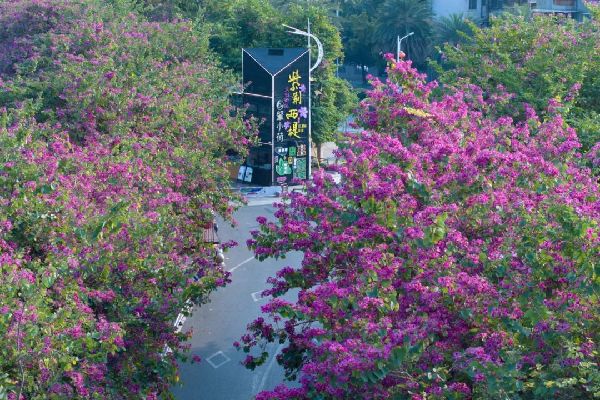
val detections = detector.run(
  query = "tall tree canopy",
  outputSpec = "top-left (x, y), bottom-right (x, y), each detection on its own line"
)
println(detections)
top-left (434, 12), bottom-right (600, 154)
top-left (0, 0), bottom-right (251, 397)
top-left (241, 55), bottom-right (599, 399)
top-left (331, 0), bottom-right (434, 74)
top-left (373, 0), bottom-right (433, 66)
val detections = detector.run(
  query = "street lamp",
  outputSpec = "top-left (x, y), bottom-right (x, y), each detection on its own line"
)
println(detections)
top-left (283, 21), bottom-right (324, 181)
top-left (397, 32), bottom-right (414, 62)
top-left (283, 22), bottom-right (324, 72)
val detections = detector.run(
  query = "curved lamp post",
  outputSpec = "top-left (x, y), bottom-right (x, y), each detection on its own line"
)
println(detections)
top-left (282, 22), bottom-right (324, 72)
top-left (282, 21), bottom-right (324, 178)
top-left (397, 32), bottom-right (414, 62)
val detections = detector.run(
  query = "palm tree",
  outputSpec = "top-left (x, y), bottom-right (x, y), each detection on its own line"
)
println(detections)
top-left (373, 0), bottom-right (433, 66)
top-left (434, 14), bottom-right (473, 47)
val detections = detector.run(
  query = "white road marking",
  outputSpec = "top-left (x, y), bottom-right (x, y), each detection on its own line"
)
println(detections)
top-left (251, 290), bottom-right (266, 302)
top-left (206, 351), bottom-right (231, 369)
top-left (174, 314), bottom-right (186, 333)
top-left (257, 343), bottom-right (285, 393)
top-left (228, 256), bottom-right (255, 273)
top-left (173, 300), bottom-right (193, 333)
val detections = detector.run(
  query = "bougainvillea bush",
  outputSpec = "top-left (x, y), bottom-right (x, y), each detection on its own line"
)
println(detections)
top-left (0, 1), bottom-right (251, 398)
top-left (242, 55), bottom-right (599, 399)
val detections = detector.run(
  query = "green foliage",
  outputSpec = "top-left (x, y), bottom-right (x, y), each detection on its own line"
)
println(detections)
top-left (374, 0), bottom-right (433, 66)
top-left (342, 10), bottom-right (379, 71)
top-left (194, 0), bottom-right (356, 148)
top-left (434, 13), bottom-right (600, 153)
top-left (586, 1), bottom-right (600, 20)
top-left (334, 0), bottom-right (434, 73)
top-left (433, 14), bottom-right (473, 47)
top-left (336, 0), bottom-right (384, 72)
top-left (311, 72), bottom-right (354, 146)
top-left (197, 0), bottom-right (284, 71)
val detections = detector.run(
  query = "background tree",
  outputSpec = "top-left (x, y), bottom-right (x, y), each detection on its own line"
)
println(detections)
top-left (373, 0), bottom-right (433, 68)
top-left (341, 10), bottom-right (380, 84)
top-left (433, 14), bottom-right (473, 47)
top-left (197, 0), bottom-right (285, 71)
top-left (333, 0), bottom-right (434, 75)
top-left (433, 13), bottom-right (600, 153)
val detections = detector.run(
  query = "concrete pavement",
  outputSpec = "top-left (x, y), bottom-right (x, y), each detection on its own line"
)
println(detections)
top-left (172, 203), bottom-right (301, 400)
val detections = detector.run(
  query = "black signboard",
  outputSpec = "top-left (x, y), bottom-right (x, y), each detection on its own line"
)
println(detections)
top-left (241, 48), bottom-right (310, 186)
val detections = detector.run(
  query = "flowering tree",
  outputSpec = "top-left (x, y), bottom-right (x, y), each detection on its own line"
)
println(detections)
top-left (0, 1), bottom-right (251, 398)
top-left (241, 55), bottom-right (599, 399)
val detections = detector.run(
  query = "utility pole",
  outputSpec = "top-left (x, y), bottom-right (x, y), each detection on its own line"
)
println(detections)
top-left (308, 18), bottom-right (312, 177)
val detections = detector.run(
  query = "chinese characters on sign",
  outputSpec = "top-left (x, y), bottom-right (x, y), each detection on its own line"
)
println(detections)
top-left (285, 70), bottom-right (308, 140)
top-left (241, 48), bottom-right (310, 185)
top-left (274, 62), bottom-right (309, 184)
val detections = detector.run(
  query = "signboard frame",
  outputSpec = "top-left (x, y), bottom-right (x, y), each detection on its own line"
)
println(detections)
top-left (241, 48), bottom-right (311, 186)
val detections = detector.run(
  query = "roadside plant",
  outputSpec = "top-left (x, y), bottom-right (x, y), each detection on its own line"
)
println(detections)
top-left (242, 55), bottom-right (599, 399)
top-left (0, 1), bottom-right (252, 398)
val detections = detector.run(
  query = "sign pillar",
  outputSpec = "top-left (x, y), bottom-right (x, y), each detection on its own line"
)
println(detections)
top-left (273, 57), bottom-right (310, 185)
top-left (241, 48), bottom-right (311, 186)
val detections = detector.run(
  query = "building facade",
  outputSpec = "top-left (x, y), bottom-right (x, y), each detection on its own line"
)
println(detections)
top-left (432, 0), bottom-right (589, 21)
top-left (431, 0), bottom-right (504, 21)
top-left (530, 0), bottom-right (589, 20)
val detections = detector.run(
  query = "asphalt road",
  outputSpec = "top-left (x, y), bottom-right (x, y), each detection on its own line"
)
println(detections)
top-left (172, 201), bottom-right (301, 400)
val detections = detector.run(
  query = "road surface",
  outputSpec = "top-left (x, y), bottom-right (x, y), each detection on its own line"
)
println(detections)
top-left (172, 201), bottom-right (301, 400)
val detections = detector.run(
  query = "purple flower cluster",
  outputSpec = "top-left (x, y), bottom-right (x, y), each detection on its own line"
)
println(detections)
top-left (0, 1), bottom-right (253, 398)
top-left (243, 55), bottom-right (599, 398)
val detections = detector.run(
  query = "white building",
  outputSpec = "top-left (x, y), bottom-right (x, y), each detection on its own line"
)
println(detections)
top-left (432, 0), bottom-right (589, 22)
top-left (431, 0), bottom-right (504, 21)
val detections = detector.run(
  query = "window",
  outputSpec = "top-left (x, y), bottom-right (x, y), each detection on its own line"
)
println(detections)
top-left (554, 0), bottom-right (575, 5)
top-left (469, 0), bottom-right (478, 10)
